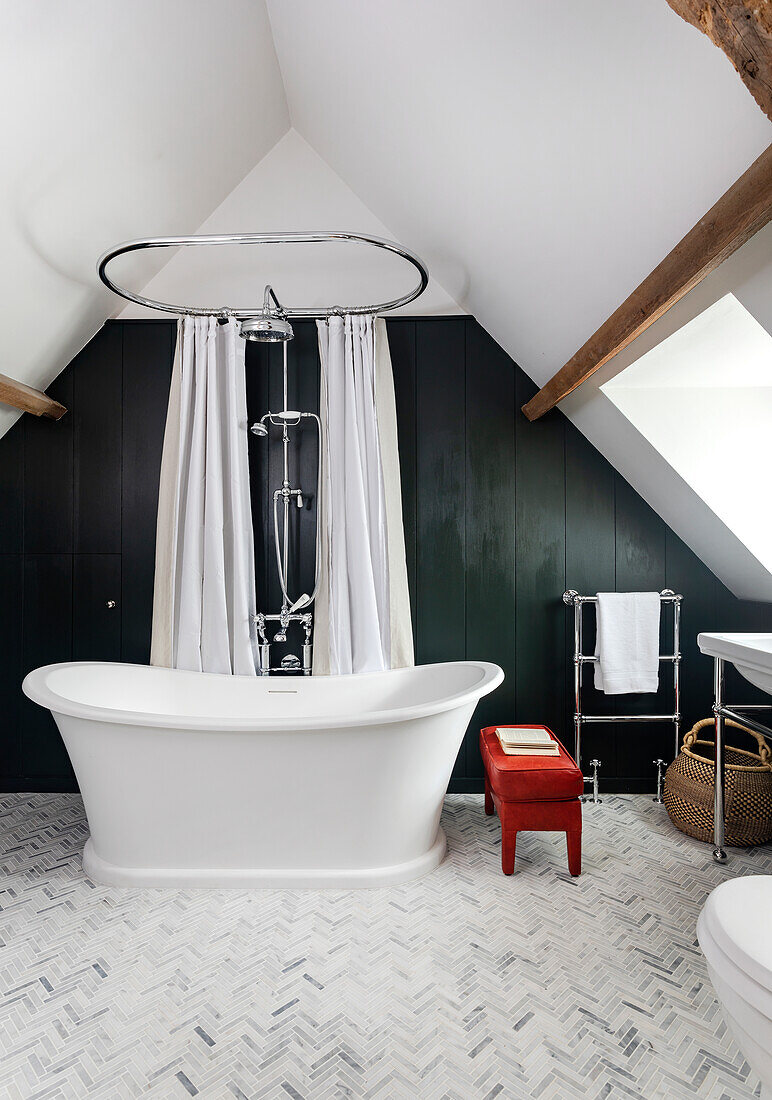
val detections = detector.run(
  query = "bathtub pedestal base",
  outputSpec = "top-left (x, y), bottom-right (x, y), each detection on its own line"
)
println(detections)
top-left (82, 830), bottom-right (448, 890)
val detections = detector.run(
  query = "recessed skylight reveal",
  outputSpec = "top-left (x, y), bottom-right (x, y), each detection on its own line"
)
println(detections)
top-left (602, 293), bottom-right (772, 574)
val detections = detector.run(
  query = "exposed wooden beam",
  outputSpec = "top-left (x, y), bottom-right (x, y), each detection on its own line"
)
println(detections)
top-left (522, 142), bottom-right (772, 421)
top-left (666, 0), bottom-right (772, 121)
top-left (0, 374), bottom-right (67, 420)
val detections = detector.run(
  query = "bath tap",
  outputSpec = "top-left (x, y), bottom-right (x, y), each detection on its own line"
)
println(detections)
top-left (252, 611), bottom-right (314, 675)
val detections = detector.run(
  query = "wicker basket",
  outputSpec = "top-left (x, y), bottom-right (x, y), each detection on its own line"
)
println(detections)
top-left (664, 718), bottom-right (772, 847)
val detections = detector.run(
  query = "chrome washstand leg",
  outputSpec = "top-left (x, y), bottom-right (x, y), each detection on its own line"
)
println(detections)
top-left (672, 593), bottom-right (681, 761)
top-left (713, 657), bottom-right (727, 863)
top-left (652, 758), bottom-right (666, 804)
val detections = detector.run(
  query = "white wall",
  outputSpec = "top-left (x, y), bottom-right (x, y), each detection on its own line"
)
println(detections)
top-left (120, 131), bottom-right (461, 318)
top-left (0, 0), bottom-right (289, 437)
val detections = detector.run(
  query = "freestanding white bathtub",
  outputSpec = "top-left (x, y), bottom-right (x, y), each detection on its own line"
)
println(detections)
top-left (23, 660), bottom-right (503, 888)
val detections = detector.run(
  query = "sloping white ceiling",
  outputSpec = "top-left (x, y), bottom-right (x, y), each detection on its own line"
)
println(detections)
top-left (119, 130), bottom-right (461, 318)
top-left (266, 0), bottom-right (771, 382)
top-left (0, 0), bottom-right (289, 437)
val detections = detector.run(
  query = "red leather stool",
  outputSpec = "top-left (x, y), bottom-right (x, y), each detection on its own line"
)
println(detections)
top-left (480, 725), bottom-right (583, 876)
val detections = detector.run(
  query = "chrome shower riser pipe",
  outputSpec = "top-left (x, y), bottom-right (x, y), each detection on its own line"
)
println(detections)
top-left (281, 342), bottom-right (290, 614)
top-left (252, 339), bottom-right (323, 669)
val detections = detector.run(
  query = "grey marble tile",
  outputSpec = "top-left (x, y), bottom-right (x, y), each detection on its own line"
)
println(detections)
top-left (0, 794), bottom-right (768, 1099)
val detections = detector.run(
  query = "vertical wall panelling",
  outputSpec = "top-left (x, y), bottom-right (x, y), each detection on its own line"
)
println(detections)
top-left (0, 427), bottom-right (23, 552)
top-left (515, 371), bottom-right (566, 738)
top-left (23, 369), bottom-right (73, 554)
top-left (714, 580), bottom-right (772, 707)
top-left (614, 474), bottom-right (667, 592)
top-left (287, 323), bottom-right (320, 604)
top-left (266, 340), bottom-right (292, 615)
top-left (416, 319), bottom-right (467, 775)
top-left (21, 554), bottom-right (73, 781)
top-left (74, 325), bottom-right (122, 553)
top-left (563, 421), bottom-right (617, 774)
top-left (664, 530), bottom-right (716, 743)
top-left (73, 554), bottom-right (122, 661)
top-left (0, 555), bottom-right (23, 781)
top-left (245, 340), bottom-right (272, 614)
top-left (1, 314), bottom-right (770, 793)
top-left (613, 474), bottom-right (671, 777)
top-left (121, 322), bottom-right (175, 664)
top-left (464, 321), bottom-right (515, 777)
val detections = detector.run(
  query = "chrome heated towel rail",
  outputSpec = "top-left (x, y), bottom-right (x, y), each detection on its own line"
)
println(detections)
top-left (563, 589), bottom-right (683, 803)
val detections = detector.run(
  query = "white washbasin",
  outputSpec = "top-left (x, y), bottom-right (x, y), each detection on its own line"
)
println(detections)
top-left (698, 633), bottom-right (772, 697)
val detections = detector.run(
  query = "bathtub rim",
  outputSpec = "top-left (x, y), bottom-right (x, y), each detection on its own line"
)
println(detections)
top-left (23, 660), bottom-right (504, 733)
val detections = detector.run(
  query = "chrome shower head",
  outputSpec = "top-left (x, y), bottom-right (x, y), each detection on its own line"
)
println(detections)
top-left (250, 421), bottom-right (269, 437)
top-left (240, 284), bottom-right (294, 342)
top-left (240, 314), bottom-right (294, 342)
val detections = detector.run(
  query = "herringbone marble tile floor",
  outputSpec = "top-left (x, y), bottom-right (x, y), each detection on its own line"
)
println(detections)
top-left (0, 793), bottom-right (769, 1100)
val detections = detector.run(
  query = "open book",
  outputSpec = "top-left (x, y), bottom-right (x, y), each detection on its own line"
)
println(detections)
top-left (496, 727), bottom-right (559, 756)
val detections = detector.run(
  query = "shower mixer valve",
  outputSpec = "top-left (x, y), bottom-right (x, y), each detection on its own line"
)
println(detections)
top-left (273, 605), bottom-right (292, 642)
top-left (275, 486), bottom-right (304, 509)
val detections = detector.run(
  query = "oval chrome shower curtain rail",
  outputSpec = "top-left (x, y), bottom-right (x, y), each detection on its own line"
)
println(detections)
top-left (97, 231), bottom-right (429, 317)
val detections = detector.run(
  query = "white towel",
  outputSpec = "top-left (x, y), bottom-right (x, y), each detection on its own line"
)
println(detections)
top-left (594, 592), bottom-right (661, 694)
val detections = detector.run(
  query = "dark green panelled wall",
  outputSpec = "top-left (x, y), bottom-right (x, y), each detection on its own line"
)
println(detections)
top-left (0, 316), bottom-right (769, 793)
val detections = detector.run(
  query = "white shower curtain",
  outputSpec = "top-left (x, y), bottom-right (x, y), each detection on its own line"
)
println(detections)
top-left (150, 316), bottom-right (258, 675)
top-left (314, 315), bottom-right (414, 675)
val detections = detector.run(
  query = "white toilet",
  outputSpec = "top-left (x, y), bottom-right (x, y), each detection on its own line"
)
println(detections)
top-left (697, 876), bottom-right (772, 1098)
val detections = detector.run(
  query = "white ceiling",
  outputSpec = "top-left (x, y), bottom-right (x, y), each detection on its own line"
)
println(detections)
top-left (0, 0), bottom-right (288, 437)
top-left (4, 0), bottom-right (772, 596)
top-left (266, 0), bottom-right (772, 384)
top-left (119, 130), bottom-right (461, 319)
